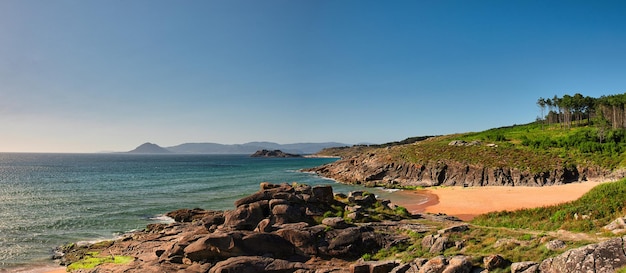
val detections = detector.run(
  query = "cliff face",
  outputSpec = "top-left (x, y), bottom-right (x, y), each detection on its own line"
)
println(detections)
top-left (306, 152), bottom-right (620, 187)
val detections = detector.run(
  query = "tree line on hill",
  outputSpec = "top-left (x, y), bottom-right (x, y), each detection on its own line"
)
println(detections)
top-left (531, 93), bottom-right (626, 160)
top-left (537, 93), bottom-right (626, 130)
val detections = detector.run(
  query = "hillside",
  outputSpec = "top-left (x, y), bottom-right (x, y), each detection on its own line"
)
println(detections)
top-left (126, 142), bottom-right (171, 154)
top-left (307, 122), bottom-right (626, 188)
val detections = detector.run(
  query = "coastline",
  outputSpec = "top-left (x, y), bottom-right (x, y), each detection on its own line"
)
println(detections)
top-left (391, 180), bottom-right (609, 221)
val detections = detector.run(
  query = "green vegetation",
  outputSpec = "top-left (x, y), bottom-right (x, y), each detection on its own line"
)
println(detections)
top-left (67, 251), bottom-right (134, 271)
top-left (398, 120), bottom-right (626, 172)
top-left (472, 178), bottom-right (626, 232)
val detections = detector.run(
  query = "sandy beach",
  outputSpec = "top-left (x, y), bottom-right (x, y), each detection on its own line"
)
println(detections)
top-left (393, 180), bottom-right (609, 221)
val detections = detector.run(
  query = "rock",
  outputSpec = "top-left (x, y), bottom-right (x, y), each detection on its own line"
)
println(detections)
top-left (234, 184), bottom-right (293, 207)
top-left (420, 256), bottom-right (448, 273)
top-left (350, 263), bottom-right (370, 273)
top-left (422, 234), bottom-right (437, 248)
top-left (223, 201), bottom-right (266, 230)
top-left (448, 140), bottom-right (468, 146)
top-left (353, 194), bottom-right (377, 206)
top-left (604, 216), bottom-right (626, 234)
top-left (241, 232), bottom-right (298, 258)
top-left (208, 256), bottom-right (306, 273)
top-left (254, 218), bottom-right (273, 232)
top-left (183, 232), bottom-right (243, 261)
top-left (390, 263), bottom-right (412, 273)
top-left (443, 255), bottom-right (473, 273)
top-left (483, 254), bottom-right (509, 271)
top-left (430, 236), bottom-right (452, 254)
top-left (511, 261), bottom-right (539, 273)
top-left (422, 234), bottom-right (453, 254)
top-left (438, 224), bottom-right (469, 234)
top-left (539, 236), bottom-right (626, 273)
top-left (325, 227), bottom-right (380, 258)
top-left (322, 217), bottom-right (349, 229)
top-left (311, 185), bottom-right (335, 203)
top-left (370, 261), bottom-right (400, 273)
top-left (201, 211), bottom-right (225, 228)
top-left (276, 226), bottom-right (323, 256)
top-left (272, 203), bottom-right (307, 224)
top-left (545, 240), bottom-right (566, 251)
top-left (251, 149), bottom-right (303, 158)
top-left (166, 208), bottom-right (209, 223)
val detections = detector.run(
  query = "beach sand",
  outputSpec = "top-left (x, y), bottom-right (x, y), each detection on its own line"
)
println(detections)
top-left (393, 181), bottom-right (608, 221)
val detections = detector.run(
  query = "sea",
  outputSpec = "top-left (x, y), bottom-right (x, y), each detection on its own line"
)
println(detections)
top-left (0, 153), bottom-right (420, 272)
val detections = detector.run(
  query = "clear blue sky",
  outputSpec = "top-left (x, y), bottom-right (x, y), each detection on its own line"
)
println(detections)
top-left (1, 0), bottom-right (625, 152)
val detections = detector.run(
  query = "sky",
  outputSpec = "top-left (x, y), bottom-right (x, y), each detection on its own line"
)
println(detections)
top-left (1, 0), bottom-right (626, 153)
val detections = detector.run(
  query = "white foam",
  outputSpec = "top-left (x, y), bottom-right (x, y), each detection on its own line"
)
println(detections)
top-left (150, 215), bottom-right (175, 224)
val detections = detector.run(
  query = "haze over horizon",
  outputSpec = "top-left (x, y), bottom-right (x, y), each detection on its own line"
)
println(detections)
top-left (2, 0), bottom-right (625, 153)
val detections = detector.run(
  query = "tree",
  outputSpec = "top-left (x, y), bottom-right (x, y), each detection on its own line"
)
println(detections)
top-left (537, 97), bottom-right (546, 129)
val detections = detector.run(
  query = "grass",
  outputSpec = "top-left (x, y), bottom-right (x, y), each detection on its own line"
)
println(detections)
top-left (404, 122), bottom-right (626, 171)
top-left (471, 178), bottom-right (626, 232)
top-left (67, 251), bottom-right (134, 271)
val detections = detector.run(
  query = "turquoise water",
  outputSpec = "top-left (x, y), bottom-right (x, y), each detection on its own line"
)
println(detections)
top-left (0, 153), bottom-right (378, 270)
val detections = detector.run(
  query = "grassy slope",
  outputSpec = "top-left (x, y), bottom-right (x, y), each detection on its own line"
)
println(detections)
top-left (472, 178), bottom-right (626, 232)
top-left (395, 122), bottom-right (626, 173)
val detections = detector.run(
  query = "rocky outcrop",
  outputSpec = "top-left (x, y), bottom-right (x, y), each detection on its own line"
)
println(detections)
top-left (251, 149), bottom-right (302, 158)
top-left (57, 183), bottom-right (416, 273)
top-left (304, 152), bottom-right (618, 188)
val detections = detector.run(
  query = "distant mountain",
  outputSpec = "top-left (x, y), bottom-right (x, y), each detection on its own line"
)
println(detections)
top-left (127, 143), bottom-right (172, 154)
top-left (126, 142), bottom-right (349, 155)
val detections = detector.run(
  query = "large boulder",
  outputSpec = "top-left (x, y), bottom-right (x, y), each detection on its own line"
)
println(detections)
top-left (241, 232), bottom-right (298, 259)
top-left (183, 232), bottom-right (244, 261)
top-left (311, 185), bottom-right (334, 203)
top-left (539, 236), bottom-right (626, 273)
top-left (276, 225), bottom-right (325, 256)
top-left (223, 201), bottom-right (266, 230)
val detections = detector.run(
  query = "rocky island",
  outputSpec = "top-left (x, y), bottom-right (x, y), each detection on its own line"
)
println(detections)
top-left (251, 149), bottom-right (303, 158)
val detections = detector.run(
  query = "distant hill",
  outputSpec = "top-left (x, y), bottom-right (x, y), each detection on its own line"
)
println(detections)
top-left (126, 141), bottom-right (349, 155)
top-left (127, 143), bottom-right (171, 154)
